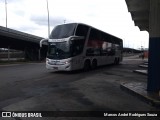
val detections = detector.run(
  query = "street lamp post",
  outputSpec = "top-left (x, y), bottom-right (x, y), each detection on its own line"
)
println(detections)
top-left (141, 46), bottom-right (144, 60)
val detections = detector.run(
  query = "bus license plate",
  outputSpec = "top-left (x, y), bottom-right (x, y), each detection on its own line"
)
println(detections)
top-left (53, 67), bottom-right (58, 70)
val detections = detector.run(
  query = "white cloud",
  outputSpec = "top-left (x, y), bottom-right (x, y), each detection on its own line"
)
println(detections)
top-left (0, 0), bottom-right (149, 49)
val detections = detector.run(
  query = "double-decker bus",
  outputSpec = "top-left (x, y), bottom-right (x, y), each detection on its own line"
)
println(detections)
top-left (40, 23), bottom-right (123, 71)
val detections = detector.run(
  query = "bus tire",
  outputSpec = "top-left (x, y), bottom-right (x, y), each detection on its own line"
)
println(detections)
top-left (114, 58), bottom-right (119, 65)
top-left (117, 58), bottom-right (120, 65)
top-left (91, 59), bottom-right (97, 69)
top-left (83, 60), bottom-right (91, 71)
top-left (114, 58), bottom-right (117, 65)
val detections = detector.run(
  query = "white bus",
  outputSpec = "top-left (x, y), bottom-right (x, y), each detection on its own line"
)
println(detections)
top-left (40, 23), bottom-right (123, 71)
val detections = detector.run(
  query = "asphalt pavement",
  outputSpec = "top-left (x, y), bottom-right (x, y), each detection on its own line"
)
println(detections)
top-left (0, 56), bottom-right (159, 120)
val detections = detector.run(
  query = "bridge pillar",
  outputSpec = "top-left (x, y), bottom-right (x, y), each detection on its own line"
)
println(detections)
top-left (24, 47), bottom-right (39, 61)
top-left (39, 48), bottom-right (41, 61)
top-left (147, 0), bottom-right (160, 92)
top-left (39, 45), bottom-right (48, 61)
top-left (7, 46), bottom-right (10, 61)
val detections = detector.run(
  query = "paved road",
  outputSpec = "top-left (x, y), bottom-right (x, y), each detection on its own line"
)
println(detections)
top-left (0, 57), bottom-right (159, 120)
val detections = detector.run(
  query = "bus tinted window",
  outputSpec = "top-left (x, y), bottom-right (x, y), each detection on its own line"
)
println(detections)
top-left (70, 39), bottom-right (85, 57)
top-left (50, 23), bottom-right (76, 39)
top-left (75, 24), bottom-right (89, 37)
top-left (89, 29), bottom-right (101, 40)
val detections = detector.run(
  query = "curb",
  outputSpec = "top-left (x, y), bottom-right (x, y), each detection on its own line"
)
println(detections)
top-left (133, 70), bottom-right (147, 75)
top-left (120, 82), bottom-right (160, 108)
top-left (139, 65), bottom-right (148, 68)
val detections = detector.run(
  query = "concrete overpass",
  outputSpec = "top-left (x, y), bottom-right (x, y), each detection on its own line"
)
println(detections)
top-left (0, 26), bottom-right (47, 61)
top-left (125, 0), bottom-right (160, 92)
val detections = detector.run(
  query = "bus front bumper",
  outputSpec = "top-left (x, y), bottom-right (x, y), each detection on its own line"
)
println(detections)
top-left (46, 62), bottom-right (72, 71)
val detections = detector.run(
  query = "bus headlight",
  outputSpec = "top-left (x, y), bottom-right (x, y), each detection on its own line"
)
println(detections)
top-left (46, 58), bottom-right (49, 63)
top-left (65, 60), bottom-right (71, 64)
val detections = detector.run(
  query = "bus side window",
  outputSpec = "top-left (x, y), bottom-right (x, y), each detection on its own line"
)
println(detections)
top-left (71, 39), bottom-right (85, 57)
top-left (75, 25), bottom-right (89, 38)
top-left (86, 48), bottom-right (94, 56)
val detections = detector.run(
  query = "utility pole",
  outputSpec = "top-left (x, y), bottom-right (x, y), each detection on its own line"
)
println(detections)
top-left (46, 0), bottom-right (50, 38)
top-left (64, 19), bottom-right (66, 24)
top-left (5, 0), bottom-right (7, 28)
top-left (39, 0), bottom-right (50, 61)
top-left (5, 0), bottom-right (10, 61)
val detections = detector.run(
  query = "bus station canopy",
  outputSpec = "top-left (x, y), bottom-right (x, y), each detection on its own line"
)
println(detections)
top-left (125, 0), bottom-right (149, 31)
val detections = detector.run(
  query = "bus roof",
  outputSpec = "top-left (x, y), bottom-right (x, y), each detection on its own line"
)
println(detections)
top-left (55, 22), bottom-right (122, 42)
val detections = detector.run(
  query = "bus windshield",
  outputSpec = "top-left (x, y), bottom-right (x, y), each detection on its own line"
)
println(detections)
top-left (50, 23), bottom-right (76, 39)
top-left (47, 39), bottom-right (85, 59)
top-left (47, 42), bottom-right (71, 59)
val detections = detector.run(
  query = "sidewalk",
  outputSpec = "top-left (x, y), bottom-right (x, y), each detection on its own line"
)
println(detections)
top-left (121, 58), bottom-right (160, 108)
top-left (121, 82), bottom-right (160, 108)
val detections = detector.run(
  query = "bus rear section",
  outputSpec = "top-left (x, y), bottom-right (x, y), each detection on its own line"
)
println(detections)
top-left (85, 28), bottom-right (123, 69)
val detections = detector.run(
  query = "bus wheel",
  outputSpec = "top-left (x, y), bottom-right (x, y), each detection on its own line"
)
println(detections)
top-left (92, 59), bottom-right (97, 69)
top-left (114, 58), bottom-right (117, 65)
top-left (114, 58), bottom-right (119, 65)
top-left (117, 58), bottom-right (120, 65)
top-left (83, 60), bottom-right (91, 71)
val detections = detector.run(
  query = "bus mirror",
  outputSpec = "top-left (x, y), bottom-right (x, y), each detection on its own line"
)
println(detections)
top-left (79, 36), bottom-right (85, 39)
top-left (69, 40), bottom-right (72, 44)
top-left (70, 36), bottom-right (84, 40)
top-left (40, 38), bottom-right (48, 48)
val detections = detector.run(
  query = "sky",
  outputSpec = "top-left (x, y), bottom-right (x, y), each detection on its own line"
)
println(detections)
top-left (0, 0), bottom-right (149, 49)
